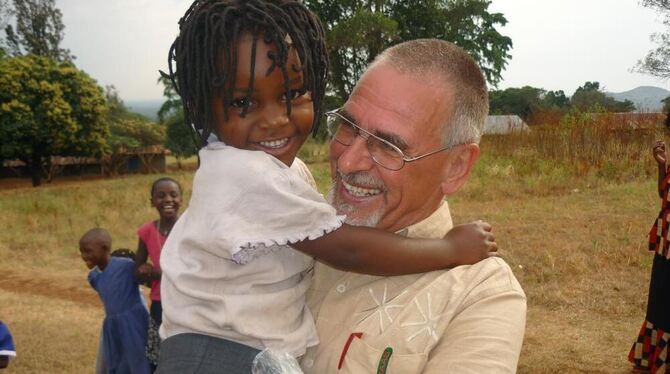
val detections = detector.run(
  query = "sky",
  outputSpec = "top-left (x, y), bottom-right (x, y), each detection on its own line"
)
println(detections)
top-left (51, 0), bottom-right (670, 102)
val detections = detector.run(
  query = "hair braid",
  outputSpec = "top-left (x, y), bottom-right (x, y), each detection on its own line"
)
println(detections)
top-left (165, 0), bottom-right (329, 150)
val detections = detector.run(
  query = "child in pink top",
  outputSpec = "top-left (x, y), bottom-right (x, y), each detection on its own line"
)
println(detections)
top-left (135, 177), bottom-right (182, 369)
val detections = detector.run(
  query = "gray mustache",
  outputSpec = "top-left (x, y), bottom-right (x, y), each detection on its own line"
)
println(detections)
top-left (338, 171), bottom-right (386, 191)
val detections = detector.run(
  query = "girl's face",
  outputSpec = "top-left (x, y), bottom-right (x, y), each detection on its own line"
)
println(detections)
top-left (79, 241), bottom-right (109, 270)
top-left (151, 181), bottom-right (182, 220)
top-left (212, 32), bottom-right (314, 167)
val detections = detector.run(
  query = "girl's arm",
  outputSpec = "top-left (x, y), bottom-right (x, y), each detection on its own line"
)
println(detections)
top-left (135, 238), bottom-right (153, 282)
top-left (291, 221), bottom-right (496, 276)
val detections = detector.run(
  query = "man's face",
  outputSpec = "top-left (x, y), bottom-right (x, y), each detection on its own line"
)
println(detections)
top-left (329, 63), bottom-right (455, 232)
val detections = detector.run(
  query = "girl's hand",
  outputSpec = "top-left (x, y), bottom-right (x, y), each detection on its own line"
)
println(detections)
top-left (654, 140), bottom-right (667, 165)
top-left (137, 263), bottom-right (153, 279)
top-left (443, 220), bottom-right (498, 267)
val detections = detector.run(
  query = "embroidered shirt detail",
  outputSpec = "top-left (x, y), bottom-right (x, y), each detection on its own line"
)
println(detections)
top-left (400, 292), bottom-right (444, 343)
top-left (355, 284), bottom-right (407, 333)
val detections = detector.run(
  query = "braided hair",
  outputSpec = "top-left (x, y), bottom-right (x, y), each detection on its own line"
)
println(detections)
top-left (165, 0), bottom-right (329, 150)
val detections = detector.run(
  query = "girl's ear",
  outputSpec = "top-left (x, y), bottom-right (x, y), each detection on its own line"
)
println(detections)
top-left (440, 143), bottom-right (480, 196)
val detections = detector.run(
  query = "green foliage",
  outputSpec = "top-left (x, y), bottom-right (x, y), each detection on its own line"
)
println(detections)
top-left (543, 90), bottom-right (570, 108)
top-left (156, 75), bottom-right (195, 164)
top-left (103, 85), bottom-right (165, 152)
top-left (570, 81), bottom-right (635, 112)
top-left (0, 55), bottom-right (107, 185)
top-left (4, 0), bottom-right (73, 61)
top-left (489, 86), bottom-right (545, 119)
top-left (108, 118), bottom-right (165, 152)
top-left (165, 111), bottom-right (196, 164)
top-left (489, 87), bottom-right (571, 121)
top-left (637, 0), bottom-right (670, 78)
top-left (157, 75), bottom-right (181, 123)
top-left (305, 0), bottom-right (512, 100)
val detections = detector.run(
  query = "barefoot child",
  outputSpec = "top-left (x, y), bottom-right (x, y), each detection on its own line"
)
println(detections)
top-left (135, 177), bottom-right (182, 368)
top-left (158, 1), bottom-right (498, 371)
top-left (80, 228), bottom-right (151, 374)
top-left (629, 140), bottom-right (670, 373)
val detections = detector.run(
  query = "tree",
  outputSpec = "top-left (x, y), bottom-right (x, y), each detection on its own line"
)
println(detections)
top-left (101, 85), bottom-right (167, 175)
top-left (0, 55), bottom-right (107, 186)
top-left (542, 90), bottom-right (570, 109)
top-left (636, 1), bottom-right (670, 78)
top-left (157, 75), bottom-right (197, 167)
top-left (157, 75), bottom-right (182, 123)
top-left (4, 0), bottom-right (73, 61)
top-left (304, 0), bottom-right (512, 101)
top-left (165, 111), bottom-right (196, 169)
top-left (489, 86), bottom-right (545, 119)
top-left (570, 81), bottom-right (635, 112)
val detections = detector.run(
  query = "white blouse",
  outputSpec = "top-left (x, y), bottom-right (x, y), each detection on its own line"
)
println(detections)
top-left (160, 142), bottom-right (345, 357)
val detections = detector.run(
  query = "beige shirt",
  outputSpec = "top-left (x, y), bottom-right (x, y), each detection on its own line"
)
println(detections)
top-left (302, 201), bottom-right (527, 373)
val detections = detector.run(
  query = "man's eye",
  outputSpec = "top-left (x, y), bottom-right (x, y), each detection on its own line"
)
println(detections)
top-left (231, 97), bottom-right (251, 109)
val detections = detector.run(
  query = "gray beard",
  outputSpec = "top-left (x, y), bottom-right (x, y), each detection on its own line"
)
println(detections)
top-left (327, 182), bottom-right (384, 228)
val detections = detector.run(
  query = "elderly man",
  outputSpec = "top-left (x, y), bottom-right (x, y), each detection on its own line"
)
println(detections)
top-left (300, 39), bottom-right (526, 373)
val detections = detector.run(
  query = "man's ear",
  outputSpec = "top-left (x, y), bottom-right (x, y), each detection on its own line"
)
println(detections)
top-left (440, 143), bottom-right (480, 196)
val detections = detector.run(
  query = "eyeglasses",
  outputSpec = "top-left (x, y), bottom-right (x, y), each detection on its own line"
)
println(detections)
top-left (325, 109), bottom-right (454, 171)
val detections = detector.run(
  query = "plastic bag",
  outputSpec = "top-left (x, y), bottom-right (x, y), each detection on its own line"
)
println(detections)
top-left (251, 349), bottom-right (304, 374)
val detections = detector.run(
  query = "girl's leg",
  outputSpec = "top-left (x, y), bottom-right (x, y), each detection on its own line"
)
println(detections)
top-left (150, 301), bottom-right (162, 326)
top-left (155, 333), bottom-right (260, 374)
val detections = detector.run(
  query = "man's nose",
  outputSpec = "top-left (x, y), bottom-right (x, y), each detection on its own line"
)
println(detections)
top-left (337, 136), bottom-right (375, 174)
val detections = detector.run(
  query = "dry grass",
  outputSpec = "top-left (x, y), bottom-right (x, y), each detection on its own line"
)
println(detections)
top-left (0, 118), bottom-right (665, 373)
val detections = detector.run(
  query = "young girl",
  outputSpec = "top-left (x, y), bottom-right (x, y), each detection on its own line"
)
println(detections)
top-left (629, 140), bottom-right (670, 373)
top-left (80, 228), bottom-right (151, 374)
top-left (135, 177), bottom-right (182, 369)
top-left (158, 1), bottom-right (497, 372)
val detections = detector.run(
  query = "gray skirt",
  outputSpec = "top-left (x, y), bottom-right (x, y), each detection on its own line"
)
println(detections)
top-left (155, 333), bottom-right (261, 374)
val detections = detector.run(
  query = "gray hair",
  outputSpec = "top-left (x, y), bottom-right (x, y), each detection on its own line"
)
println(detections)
top-left (370, 39), bottom-right (489, 147)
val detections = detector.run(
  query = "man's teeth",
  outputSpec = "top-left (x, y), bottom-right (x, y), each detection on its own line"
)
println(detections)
top-left (259, 138), bottom-right (289, 148)
top-left (342, 180), bottom-right (381, 197)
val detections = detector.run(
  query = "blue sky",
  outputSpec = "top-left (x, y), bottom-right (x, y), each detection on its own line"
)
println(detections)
top-left (55, 0), bottom-right (670, 101)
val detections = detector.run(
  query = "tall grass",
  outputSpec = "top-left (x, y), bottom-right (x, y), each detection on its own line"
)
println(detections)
top-left (461, 110), bottom-right (668, 200)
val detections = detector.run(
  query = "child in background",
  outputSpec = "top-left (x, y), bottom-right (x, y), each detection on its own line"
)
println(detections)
top-left (629, 140), bottom-right (670, 373)
top-left (135, 177), bottom-right (182, 369)
top-left (80, 228), bottom-right (151, 374)
top-left (0, 321), bottom-right (15, 370)
top-left (95, 248), bottom-right (143, 374)
top-left (158, 0), bottom-right (497, 371)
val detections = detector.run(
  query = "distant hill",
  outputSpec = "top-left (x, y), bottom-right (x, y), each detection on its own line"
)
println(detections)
top-left (606, 86), bottom-right (670, 112)
top-left (126, 99), bottom-right (164, 121)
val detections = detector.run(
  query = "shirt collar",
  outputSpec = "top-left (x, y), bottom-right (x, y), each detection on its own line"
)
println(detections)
top-left (397, 200), bottom-right (453, 239)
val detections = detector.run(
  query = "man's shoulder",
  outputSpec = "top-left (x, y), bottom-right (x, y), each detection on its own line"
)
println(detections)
top-left (434, 257), bottom-right (525, 304)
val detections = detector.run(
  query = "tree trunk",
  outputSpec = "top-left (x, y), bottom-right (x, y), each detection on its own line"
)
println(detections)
top-left (29, 153), bottom-right (42, 187)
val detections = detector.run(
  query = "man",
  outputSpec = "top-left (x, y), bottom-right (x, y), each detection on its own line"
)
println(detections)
top-left (301, 39), bottom-right (526, 373)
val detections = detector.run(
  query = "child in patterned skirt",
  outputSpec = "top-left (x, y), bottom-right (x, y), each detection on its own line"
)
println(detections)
top-left (630, 140), bottom-right (670, 373)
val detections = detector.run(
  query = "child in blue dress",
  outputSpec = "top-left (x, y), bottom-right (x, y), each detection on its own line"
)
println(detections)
top-left (80, 228), bottom-right (151, 374)
top-left (0, 321), bottom-right (15, 369)
top-left (158, 1), bottom-right (498, 372)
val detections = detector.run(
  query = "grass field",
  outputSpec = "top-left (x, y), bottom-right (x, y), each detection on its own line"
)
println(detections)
top-left (0, 123), bottom-right (663, 373)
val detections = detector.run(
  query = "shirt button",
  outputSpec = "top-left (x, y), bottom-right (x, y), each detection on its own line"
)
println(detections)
top-left (303, 358), bottom-right (314, 368)
top-left (336, 284), bottom-right (346, 293)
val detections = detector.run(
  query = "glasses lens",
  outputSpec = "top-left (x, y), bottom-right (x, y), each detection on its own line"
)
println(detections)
top-left (367, 137), bottom-right (404, 170)
top-left (327, 114), bottom-right (356, 145)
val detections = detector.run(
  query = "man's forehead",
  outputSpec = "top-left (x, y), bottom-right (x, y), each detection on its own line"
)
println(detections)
top-left (344, 64), bottom-right (450, 148)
